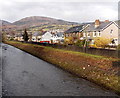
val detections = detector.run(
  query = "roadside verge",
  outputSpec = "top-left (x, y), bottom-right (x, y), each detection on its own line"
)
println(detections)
top-left (4, 41), bottom-right (120, 95)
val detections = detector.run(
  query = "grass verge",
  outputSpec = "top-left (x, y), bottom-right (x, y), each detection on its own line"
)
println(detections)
top-left (4, 41), bottom-right (120, 95)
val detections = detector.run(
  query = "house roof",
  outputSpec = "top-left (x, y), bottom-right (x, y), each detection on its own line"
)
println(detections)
top-left (114, 20), bottom-right (120, 29)
top-left (54, 32), bottom-right (64, 37)
top-left (57, 32), bottom-right (64, 37)
top-left (84, 21), bottom-right (116, 31)
top-left (32, 31), bottom-right (41, 36)
top-left (17, 33), bottom-right (23, 37)
top-left (40, 31), bottom-right (47, 36)
top-left (14, 33), bottom-right (23, 37)
top-left (65, 25), bottom-right (84, 33)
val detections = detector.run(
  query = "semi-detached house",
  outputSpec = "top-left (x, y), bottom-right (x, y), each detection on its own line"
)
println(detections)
top-left (83, 20), bottom-right (120, 46)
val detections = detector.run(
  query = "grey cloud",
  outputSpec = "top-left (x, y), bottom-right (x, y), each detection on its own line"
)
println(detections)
top-left (0, 1), bottom-right (118, 23)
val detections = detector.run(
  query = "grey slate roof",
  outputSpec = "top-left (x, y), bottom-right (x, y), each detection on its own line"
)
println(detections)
top-left (32, 31), bottom-right (41, 36)
top-left (56, 32), bottom-right (64, 37)
top-left (84, 21), bottom-right (112, 31)
top-left (17, 33), bottom-right (23, 37)
top-left (114, 20), bottom-right (120, 28)
top-left (65, 25), bottom-right (84, 33)
top-left (40, 31), bottom-right (46, 36)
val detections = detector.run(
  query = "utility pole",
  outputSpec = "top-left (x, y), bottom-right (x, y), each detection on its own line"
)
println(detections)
top-left (83, 24), bottom-right (89, 53)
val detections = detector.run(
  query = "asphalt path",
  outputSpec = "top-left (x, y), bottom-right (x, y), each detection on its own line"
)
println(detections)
top-left (1, 43), bottom-right (119, 96)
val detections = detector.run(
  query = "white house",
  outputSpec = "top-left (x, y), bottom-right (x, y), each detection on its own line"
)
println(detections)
top-left (14, 33), bottom-right (23, 41)
top-left (40, 31), bottom-right (52, 43)
top-left (51, 32), bottom-right (64, 44)
top-left (40, 31), bottom-right (64, 44)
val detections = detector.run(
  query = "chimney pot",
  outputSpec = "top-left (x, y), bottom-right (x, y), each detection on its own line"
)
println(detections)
top-left (95, 19), bottom-right (100, 28)
top-left (105, 20), bottom-right (109, 22)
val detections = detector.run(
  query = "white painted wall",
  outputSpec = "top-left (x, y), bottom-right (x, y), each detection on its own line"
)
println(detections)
top-left (41, 32), bottom-right (52, 41)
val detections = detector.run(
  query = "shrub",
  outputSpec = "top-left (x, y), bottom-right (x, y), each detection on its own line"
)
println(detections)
top-left (75, 40), bottom-right (85, 47)
top-left (117, 44), bottom-right (120, 50)
top-left (89, 44), bottom-right (97, 48)
top-left (64, 37), bottom-right (74, 45)
top-left (94, 38), bottom-right (111, 48)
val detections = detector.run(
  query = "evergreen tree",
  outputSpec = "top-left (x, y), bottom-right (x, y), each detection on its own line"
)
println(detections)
top-left (23, 29), bottom-right (29, 42)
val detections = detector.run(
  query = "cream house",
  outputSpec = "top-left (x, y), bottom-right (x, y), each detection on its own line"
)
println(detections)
top-left (14, 33), bottom-right (23, 41)
top-left (64, 25), bottom-right (84, 44)
top-left (32, 31), bottom-right (41, 42)
top-left (83, 20), bottom-right (120, 46)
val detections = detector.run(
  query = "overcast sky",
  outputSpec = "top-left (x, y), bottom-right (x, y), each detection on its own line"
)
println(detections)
top-left (0, 0), bottom-right (119, 23)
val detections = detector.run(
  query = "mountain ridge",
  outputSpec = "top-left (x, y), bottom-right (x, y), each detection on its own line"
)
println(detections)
top-left (12, 16), bottom-right (78, 27)
top-left (0, 20), bottom-right (11, 25)
top-left (1, 16), bottom-right (79, 31)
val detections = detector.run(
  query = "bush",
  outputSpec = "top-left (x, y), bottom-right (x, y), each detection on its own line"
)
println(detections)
top-left (94, 38), bottom-right (111, 48)
top-left (117, 44), bottom-right (120, 50)
top-left (75, 40), bottom-right (85, 47)
top-left (89, 44), bottom-right (97, 48)
top-left (64, 37), bottom-right (74, 45)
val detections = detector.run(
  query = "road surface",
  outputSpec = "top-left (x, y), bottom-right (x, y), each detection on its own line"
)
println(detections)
top-left (1, 43), bottom-right (119, 96)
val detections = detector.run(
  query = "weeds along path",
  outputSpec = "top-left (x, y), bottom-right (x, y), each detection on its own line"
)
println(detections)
top-left (4, 41), bottom-right (120, 95)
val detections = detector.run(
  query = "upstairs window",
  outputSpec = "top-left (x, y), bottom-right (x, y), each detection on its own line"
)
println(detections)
top-left (83, 33), bottom-right (86, 37)
top-left (110, 29), bottom-right (113, 35)
top-left (65, 34), bottom-right (68, 37)
top-left (87, 32), bottom-right (90, 37)
top-left (98, 31), bottom-right (101, 37)
top-left (38, 38), bottom-right (41, 40)
top-left (93, 31), bottom-right (97, 37)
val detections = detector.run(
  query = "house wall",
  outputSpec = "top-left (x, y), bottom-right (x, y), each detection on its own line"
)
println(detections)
top-left (65, 32), bottom-right (82, 40)
top-left (41, 32), bottom-right (52, 41)
top-left (84, 23), bottom-right (119, 39)
top-left (88, 23), bottom-right (120, 46)
top-left (18, 37), bottom-right (23, 41)
top-left (83, 31), bottom-right (95, 39)
top-left (101, 23), bottom-right (119, 40)
top-left (32, 36), bottom-right (41, 42)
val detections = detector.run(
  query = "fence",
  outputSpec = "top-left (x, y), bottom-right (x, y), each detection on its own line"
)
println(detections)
top-left (29, 42), bottom-right (120, 58)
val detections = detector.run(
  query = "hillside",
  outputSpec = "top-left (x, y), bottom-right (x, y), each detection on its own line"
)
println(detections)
top-left (1, 16), bottom-right (79, 32)
top-left (0, 20), bottom-right (11, 25)
top-left (12, 16), bottom-right (79, 30)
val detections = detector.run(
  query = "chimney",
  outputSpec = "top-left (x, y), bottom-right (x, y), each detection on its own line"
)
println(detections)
top-left (95, 19), bottom-right (100, 28)
top-left (104, 20), bottom-right (109, 23)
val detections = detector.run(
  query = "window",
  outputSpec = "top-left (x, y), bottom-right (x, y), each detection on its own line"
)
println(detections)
top-left (110, 29), bottom-right (113, 33)
top-left (38, 38), bottom-right (41, 40)
top-left (83, 33), bottom-right (86, 37)
top-left (98, 31), bottom-right (101, 37)
top-left (87, 32), bottom-right (90, 37)
top-left (93, 31), bottom-right (97, 37)
top-left (66, 34), bottom-right (68, 37)
top-left (73, 33), bottom-right (76, 37)
top-left (110, 29), bottom-right (113, 35)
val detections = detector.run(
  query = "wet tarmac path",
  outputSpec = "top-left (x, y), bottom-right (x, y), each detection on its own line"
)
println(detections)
top-left (1, 43), bottom-right (119, 96)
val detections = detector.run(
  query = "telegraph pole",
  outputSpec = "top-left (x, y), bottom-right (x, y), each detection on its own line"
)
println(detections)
top-left (83, 24), bottom-right (89, 53)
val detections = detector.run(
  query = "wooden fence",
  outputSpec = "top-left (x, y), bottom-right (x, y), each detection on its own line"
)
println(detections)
top-left (30, 42), bottom-right (120, 58)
